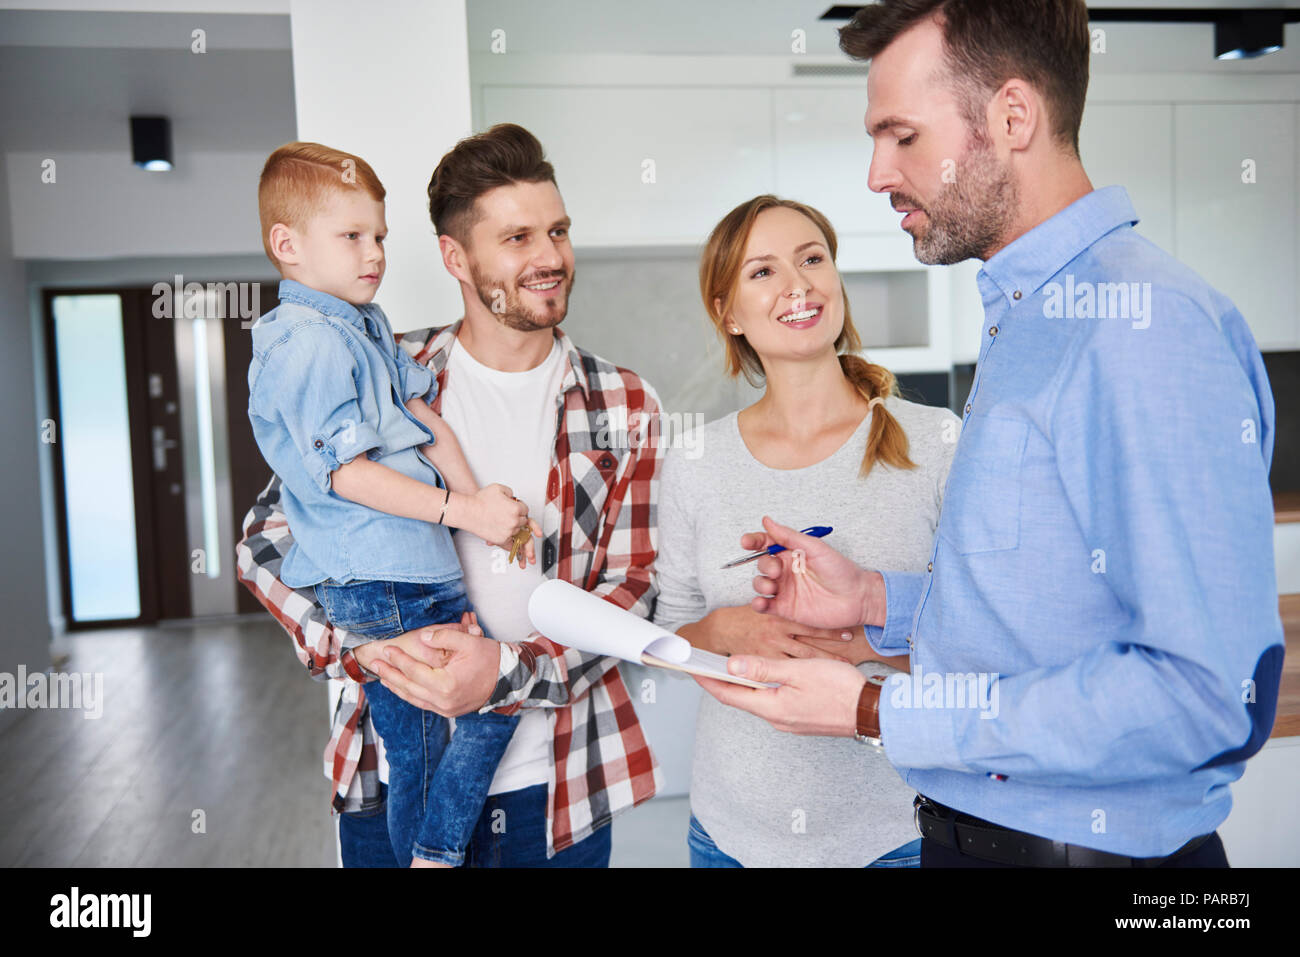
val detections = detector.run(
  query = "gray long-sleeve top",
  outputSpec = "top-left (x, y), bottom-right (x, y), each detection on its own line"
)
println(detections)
top-left (652, 397), bottom-right (960, 866)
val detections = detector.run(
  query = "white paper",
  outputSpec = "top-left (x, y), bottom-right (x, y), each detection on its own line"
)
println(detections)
top-left (528, 579), bottom-right (691, 663)
top-left (527, 580), bottom-right (778, 689)
top-left (642, 647), bottom-right (778, 690)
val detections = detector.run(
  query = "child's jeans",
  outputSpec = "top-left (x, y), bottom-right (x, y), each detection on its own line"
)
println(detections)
top-left (315, 576), bottom-right (518, 867)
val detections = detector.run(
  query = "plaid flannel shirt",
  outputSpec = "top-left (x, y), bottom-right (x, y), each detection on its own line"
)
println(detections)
top-left (235, 321), bottom-right (663, 857)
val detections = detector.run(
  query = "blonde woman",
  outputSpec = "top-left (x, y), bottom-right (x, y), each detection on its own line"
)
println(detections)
top-left (652, 195), bottom-right (960, 867)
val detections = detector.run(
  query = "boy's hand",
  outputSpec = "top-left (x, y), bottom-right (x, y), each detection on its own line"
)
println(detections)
top-left (465, 484), bottom-right (529, 547)
top-left (507, 519), bottom-right (544, 569)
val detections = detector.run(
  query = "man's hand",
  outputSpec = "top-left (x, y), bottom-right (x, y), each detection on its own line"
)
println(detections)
top-left (361, 612), bottom-right (503, 717)
top-left (693, 654), bottom-right (867, 738)
top-left (679, 604), bottom-right (856, 662)
top-left (353, 627), bottom-right (452, 677)
top-left (747, 516), bottom-right (886, 629)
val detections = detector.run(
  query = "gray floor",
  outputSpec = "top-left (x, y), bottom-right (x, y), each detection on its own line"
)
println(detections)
top-left (0, 619), bottom-right (689, 867)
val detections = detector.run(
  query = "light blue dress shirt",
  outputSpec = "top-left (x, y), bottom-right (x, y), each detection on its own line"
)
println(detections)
top-left (247, 279), bottom-right (462, 588)
top-left (866, 186), bottom-right (1284, 857)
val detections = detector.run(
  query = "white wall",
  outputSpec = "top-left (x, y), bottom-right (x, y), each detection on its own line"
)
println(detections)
top-left (0, 150), bottom-right (52, 732)
top-left (1220, 735), bottom-right (1300, 866)
top-left (288, 0), bottom-right (472, 333)
top-left (7, 150), bottom-right (267, 259)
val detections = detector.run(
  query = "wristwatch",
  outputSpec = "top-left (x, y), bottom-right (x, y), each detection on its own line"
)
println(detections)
top-left (854, 671), bottom-right (886, 747)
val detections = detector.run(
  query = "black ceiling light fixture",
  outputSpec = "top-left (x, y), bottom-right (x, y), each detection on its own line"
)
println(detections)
top-left (130, 116), bottom-right (173, 172)
top-left (1212, 10), bottom-right (1286, 59)
top-left (819, 6), bottom-right (1299, 61)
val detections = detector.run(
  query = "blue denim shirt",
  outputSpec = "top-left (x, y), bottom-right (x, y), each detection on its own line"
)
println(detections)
top-left (247, 279), bottom-right (462, 588)
top-left (866, 186), bottom-right (1283, 857)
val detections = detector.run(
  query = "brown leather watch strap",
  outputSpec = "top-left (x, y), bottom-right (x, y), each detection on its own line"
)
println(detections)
top-left (855, 680), bottom-right (882, 742)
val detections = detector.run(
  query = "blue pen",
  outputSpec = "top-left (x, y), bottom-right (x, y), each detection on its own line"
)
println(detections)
top-left (721, 526), bottom-right (833, 569)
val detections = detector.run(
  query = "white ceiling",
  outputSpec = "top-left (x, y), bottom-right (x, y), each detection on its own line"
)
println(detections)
top-left (0, 8), bottom-right (289, 47)
top-left (0, 11), bottom-right (294, 152)
top-left (3, 0), bottom-right (1299, 156)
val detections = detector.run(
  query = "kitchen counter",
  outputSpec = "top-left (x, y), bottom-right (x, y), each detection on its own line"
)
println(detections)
top-left (1274, 594), bottom-right (1300, 738)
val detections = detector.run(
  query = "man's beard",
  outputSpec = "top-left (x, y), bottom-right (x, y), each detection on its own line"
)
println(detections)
top-left (468, 260), bottom-right (573, 332)
top-left (894, 134), bottom-right (1019, 265)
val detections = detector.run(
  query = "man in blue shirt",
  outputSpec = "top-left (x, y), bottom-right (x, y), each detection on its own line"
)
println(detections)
top-left (696, 0), bottom-right (1283, 867)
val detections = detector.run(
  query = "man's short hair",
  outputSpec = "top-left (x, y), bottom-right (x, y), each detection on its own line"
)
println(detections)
top-left (839, 0), bottom-right (1091, 154)
top-left (257, 141), bottom-right (386, 267)
top-left (426, 123), bottom-right (557, 246)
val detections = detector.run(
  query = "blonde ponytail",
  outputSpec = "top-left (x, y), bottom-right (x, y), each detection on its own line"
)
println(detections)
top-left (839, 353), bottom-right (916, 478)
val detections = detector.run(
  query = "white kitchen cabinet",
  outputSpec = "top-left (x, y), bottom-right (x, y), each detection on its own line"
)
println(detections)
top-left (1174, 103), bottom-right (1298, 351)
top-left (772, 87), bottom-right (901, 236)
top-left (1078, 103), bottom-right (1175, 253)
top-left (480, 85), bottom-right (774, 246)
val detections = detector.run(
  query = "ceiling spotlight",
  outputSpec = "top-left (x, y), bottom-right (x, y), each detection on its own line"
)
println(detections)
top-left (1215, 11), bottom-right (1285, 60)
top-left (130, 116), bottom-right (173, 172)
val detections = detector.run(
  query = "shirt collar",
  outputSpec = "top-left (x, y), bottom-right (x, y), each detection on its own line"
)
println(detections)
top-left (422, 319), bottom-right (592, 399)
top-left (978, 185), bottom-right (1139, 307)
top-left (277, 279), bottom-right (384, 338)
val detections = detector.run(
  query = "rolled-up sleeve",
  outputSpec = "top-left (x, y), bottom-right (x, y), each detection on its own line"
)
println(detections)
top-left (865, 570), bottom-right (926, 654)
top-left (252, 322), bottom-right (382, 493)
top-left (396, 340), bottom-right (437, 407)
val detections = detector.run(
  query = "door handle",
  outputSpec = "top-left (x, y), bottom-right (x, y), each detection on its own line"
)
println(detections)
top-left (151, 425), bottom-right (178, 471)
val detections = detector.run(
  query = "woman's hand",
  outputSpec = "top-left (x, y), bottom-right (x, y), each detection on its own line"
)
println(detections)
top-left (793, 631), bottom-right (910, 671)
top-left (678, 604), bottom-right (858, 662)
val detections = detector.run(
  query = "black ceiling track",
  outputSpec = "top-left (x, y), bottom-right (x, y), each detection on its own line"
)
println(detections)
top-left (819, 6), bottom-right (1300, 23)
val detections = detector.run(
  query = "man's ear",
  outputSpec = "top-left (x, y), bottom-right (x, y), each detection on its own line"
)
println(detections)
top-left (994, 78), bottom-right (1037, 152)
top-left (439, 233), bottom-right (471, 285)
top-left (269, 222), bottom-right (300, 267)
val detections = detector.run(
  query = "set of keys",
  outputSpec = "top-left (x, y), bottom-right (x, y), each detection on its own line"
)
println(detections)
top-left (506, 524), bottom-right (532, 565)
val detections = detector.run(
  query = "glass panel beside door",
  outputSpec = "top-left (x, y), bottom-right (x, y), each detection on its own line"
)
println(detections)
top-left (44, 284), bottom-right (254, 628)
top-left (49, 293), bottom-right (142, 622)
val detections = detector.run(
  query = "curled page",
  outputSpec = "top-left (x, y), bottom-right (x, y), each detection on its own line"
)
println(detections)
top-left (527, 580), bottom-right (777, 689)
top-left (528, 579), bottom-right (691, 663)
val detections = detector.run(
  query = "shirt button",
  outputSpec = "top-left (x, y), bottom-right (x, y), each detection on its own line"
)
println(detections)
top-left (964, 404), bottom-right (972, 415)
top-left (313, 439), bottom-right (324, 449)
top-left (927, 561), bottom-right (933, 573)
top-left (1013, 290), bottom-right (1022, 300)
top-left (906, 635), bottom-right (914, 648)
top-left (989, 325), bottom-right (999, 336)
top-left (543, 542), bottom-right (555, 567)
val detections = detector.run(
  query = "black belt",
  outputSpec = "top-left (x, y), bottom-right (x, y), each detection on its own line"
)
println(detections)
top-left (913, 795), bottom-right (1212, 868)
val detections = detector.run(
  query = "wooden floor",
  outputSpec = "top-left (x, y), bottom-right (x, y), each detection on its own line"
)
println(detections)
top-left (0, 619), bottom-right (689, 867)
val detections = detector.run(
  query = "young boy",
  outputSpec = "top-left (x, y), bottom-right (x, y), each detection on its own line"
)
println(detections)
top-left (248, 141), bottom-right (539, 868)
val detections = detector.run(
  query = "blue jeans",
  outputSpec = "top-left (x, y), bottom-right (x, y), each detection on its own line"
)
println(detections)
top-left (339, 782), bottom-right (400, 868)
top-left (687, 813), bottom-right (921, 868)
top-left (339, 783), bottom-right (611, 868)
top-left (317, 577), bottom-right (518, 867)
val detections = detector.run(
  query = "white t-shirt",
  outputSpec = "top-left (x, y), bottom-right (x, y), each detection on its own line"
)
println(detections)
top-left (438, 335), bottom-right (566, 795)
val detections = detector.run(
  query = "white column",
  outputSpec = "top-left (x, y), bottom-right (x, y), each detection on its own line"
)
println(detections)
top-left (288, 0), bottom-right (471, 332)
